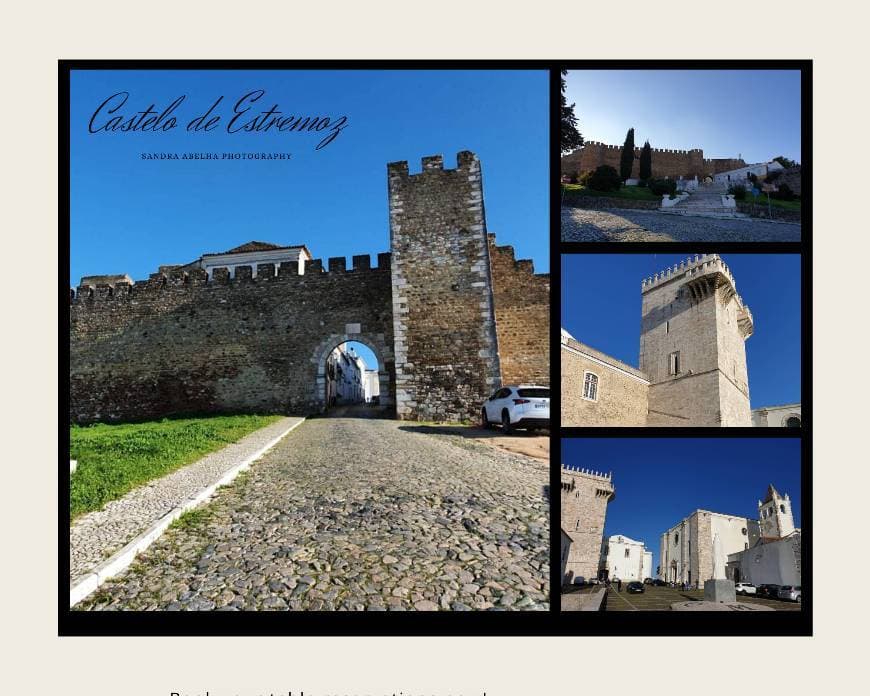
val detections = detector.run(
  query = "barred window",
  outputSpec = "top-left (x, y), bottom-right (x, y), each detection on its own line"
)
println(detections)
top-left (583, 372), bottom-right (599, 401)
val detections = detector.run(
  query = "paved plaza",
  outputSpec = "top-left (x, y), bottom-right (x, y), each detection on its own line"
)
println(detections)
top-left (75, 417), bottom-right (550, 611)
top-left (561, 207), bottom-right (801, 242)
top-left (602, 585), bottom-right (802, 611)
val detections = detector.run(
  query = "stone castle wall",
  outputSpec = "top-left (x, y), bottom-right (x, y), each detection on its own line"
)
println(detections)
top-left (70, 151), bottom-right (548, 424)
top-left (388, 152), bottom-right (502, 421)
top-left (561, 141), bottom-right (746, 180)
top-left (561, 336), bottom-right (648, 426)
top-left (70, 256), bottom-right (396, 423)
top-left (488, 235), bottom-right (549, 387)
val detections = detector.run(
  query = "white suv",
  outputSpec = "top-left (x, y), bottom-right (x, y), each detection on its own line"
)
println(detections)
top-left (735, 582), bottom-right (757, 595)
top-left (482, 385), bottom-right (550, 433)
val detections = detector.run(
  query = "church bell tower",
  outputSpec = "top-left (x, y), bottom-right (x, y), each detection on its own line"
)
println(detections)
top-left (758, 484), bottom-right (796, 538)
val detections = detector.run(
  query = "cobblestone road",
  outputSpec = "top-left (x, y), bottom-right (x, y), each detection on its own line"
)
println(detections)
top-left (561, 207), bottom-right (801, 242)
top-left (70, 417), bottom-right (302, 585)
top-left (76, 418), bottom-right (550, 611)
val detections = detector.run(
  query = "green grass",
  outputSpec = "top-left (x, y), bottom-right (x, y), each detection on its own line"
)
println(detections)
top-left (69, 414), bottom-right (281, 521)
top-left (169, 506), bottom-right (214, 532)
top-left (561, 183), bottom-right (662, 201)
top-left (739, 194), bottom-right (801, 212)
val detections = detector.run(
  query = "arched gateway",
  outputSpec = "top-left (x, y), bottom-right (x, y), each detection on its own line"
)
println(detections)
top-left (69, 152), bottom-right (549, 424)
top-left (311, 331), bottom-right (395, 412)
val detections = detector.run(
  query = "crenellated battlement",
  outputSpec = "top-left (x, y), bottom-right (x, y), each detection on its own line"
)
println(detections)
top-left (386, 150), bottom-right (479, 179)
top-left (486, 234), bottom-right (547, 279)
top-left (71, 253), bottom-right (392, 304)
top-left (561, 463), bottom-right (613, 483)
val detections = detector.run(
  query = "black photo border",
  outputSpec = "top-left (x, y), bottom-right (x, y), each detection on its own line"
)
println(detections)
top-left (59, 58), bottom-right (811, 637)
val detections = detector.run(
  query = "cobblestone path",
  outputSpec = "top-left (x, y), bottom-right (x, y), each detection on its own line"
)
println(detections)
top-left (561, 207), bottom-right (801, 242)
top-left (76, 418), bottom-right (550, 611)
top-left (70, 417), bottom-right (303, 586)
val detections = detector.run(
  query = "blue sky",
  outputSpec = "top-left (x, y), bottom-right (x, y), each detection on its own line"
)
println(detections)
top-left (561, 254), bottom-right (801, 408)
top-left (565, 70), bottom-right (801, 163)
top-left (70, 70), bottom-right (549, 284)
top-left (562, 438), bottom-right (801, 576)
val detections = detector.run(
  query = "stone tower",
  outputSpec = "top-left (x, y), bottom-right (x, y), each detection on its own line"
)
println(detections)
top-left (758, 484), bottom-right (796, 538)
top-left (639, 254), bottom-right (754, 426)
top-left (561, 465), bottom-right (615, 583)
top-left (387, 151), bottom-right (501, 421)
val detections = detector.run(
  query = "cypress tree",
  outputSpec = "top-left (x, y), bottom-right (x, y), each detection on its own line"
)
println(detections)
top-left (619, 128), bottom-right (635, 181)
top-left (639, 140), bottom-right (652, 181)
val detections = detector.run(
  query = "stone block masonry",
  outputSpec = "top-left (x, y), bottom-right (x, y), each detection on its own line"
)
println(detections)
top-left (388, 152), bottom-right (502, 422)
top-left (561, 141), bottom-right (746, 180)
top-left (488, 235), bottom-right (549, 387)
top-left (70, 151), bottom-right (549, 424)
top-left (70, 257), bottom-right (395, 423)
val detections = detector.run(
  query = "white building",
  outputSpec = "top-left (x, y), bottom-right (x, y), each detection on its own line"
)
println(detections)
top-left (325, 343), bottom-right (366, 406)
top-left (601, 534), bottom-right (653, 582)
top-left (192, 241), bottom-right (313, 279)
top-left (752, 403), bottom-right (801, 428)
top-left (713, 160), bottom-right (784, 187)
top-left (364, 369), bottom-right (380, 403)
top-left (660, 511), bottom-right (760, 586)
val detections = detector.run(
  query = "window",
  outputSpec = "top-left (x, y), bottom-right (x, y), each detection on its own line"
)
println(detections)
top-left (674, 533), bottom-right (679, 544)
top-left (669, 351), bottom-right (681, 375)
top-left (785, 416), bottom-right (801, 428)
top-left (780, 504), bottom-right (786, 513)
top-left (666, 320), bottom-right (670, 334)
top-left (625, 549), bottom-right (630, 558)
top-left (583, 372), bottom-right (599, 401)
top-left (741, 528), bottom-right (747, 535)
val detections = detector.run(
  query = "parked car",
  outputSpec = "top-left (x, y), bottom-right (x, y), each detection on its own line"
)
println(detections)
top-left (588, 578), bottom-right (601, 585)
top-left (653, 579), bottom-right (667, 586)
top-left (778, 585), bottom-right (802, 602)
top-left (627, 582), bottom-right (645, 594)
top-left (643, 578), bottom-right (653, 585)
top-left (481, 385), bottom-right (550, 434)
top-left (735, 582), bottom-right (757, 596)
top-left (757, 584), bottom-right (782, 599)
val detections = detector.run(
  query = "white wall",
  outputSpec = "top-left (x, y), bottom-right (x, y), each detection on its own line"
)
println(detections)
top-left (604, 535), bottom-right (650, 581)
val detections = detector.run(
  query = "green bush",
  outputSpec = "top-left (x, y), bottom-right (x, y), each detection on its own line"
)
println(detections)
top-left (771, 183), bottom-right (795, 201)
top-left (648, 178), bottom-right (676, 196)
top-left (729, 184), bottom-right (747, 200)
top-left (583, 165), bottom-right (622, 192)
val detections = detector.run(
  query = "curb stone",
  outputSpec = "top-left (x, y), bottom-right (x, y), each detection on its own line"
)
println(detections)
top-left (69, 417), bottom-right (305, 608)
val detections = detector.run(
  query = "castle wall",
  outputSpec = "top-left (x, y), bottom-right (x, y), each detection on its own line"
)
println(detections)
top-left (69, 257), bottom-right (395, 423)
top-left (561, 337), bottom-right (648, 426)
top-left (561, 467), bottom-right (614, 583)
top-left (488, 235), bottom-right (550, 387)
top-left (561, 141), bottom-right (746, 180)
top-left (388, 152), bottom-right (502, 421)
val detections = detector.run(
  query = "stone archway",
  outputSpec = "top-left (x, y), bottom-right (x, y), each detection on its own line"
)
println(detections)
top-left (310, 329), bottom-right (395, 414)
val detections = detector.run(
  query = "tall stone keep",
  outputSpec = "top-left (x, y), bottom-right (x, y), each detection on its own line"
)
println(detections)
top-left (758, 484), bottom-right (796, 538)
top-left (561, 466), bottom-right (615, 583)
top-left (639, 254), bottom-right (753, 426)
top-left (388, 152), bottom-right (501, 421)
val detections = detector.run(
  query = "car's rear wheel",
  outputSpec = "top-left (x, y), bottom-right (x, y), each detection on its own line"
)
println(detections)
top-left (501, 410), bottom-right (512, 434)
top-left (481, 408), bottom-right (491, 429)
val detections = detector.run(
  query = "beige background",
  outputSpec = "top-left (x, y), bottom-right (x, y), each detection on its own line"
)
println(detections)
top-left (2, 2), bottom-right (868, 694)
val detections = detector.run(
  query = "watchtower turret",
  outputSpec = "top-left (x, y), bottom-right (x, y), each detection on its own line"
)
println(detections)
top-left (639, 254), bottom-right (753, 426)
